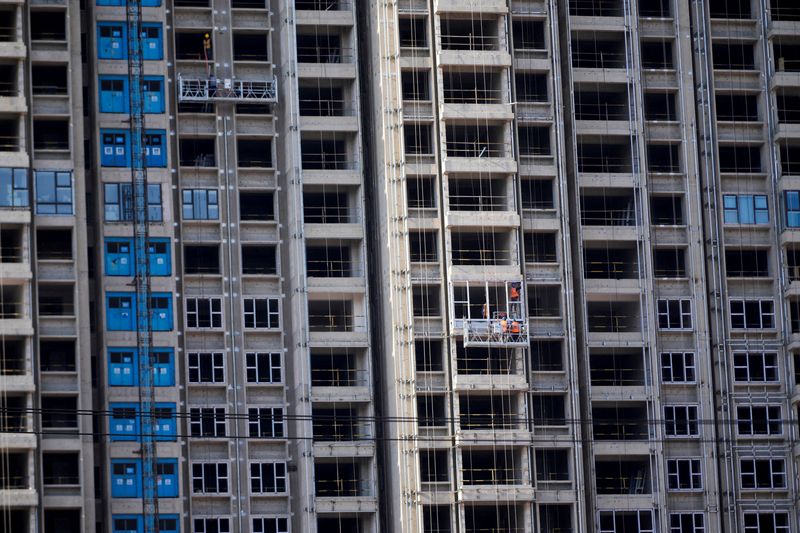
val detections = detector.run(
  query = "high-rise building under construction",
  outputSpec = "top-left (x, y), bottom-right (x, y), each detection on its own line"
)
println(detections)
top-left (1, 0), bottom-right (799, 532)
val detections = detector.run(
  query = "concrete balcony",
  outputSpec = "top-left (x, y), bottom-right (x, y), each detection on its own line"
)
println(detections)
top-left (0, 488), bottom-right (37, 507)
top-left (459, 485), bottom-right (535, 502)
top-left (435, 0), bottom-right (507, 13)
top-left (313, 441), bottom-right (375, 458)
top-left (314, 496), bottom-right (377, 514)
top-left (438, 50), bottom-right (511, 68)
top-left (295, 9), bottom-right (352, 26)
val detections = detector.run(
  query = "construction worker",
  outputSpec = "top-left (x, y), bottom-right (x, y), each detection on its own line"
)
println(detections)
top-left (482, 302), bottom-right (490, 319)
top-left (203, 33), bottom-right (212, 75)
top-left (509, 282), bottom-right (521, 301)
top-left (509, 319), bottom-right (521, 341)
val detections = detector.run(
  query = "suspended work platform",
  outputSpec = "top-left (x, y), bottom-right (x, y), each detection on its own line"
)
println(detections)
top-left (453, 280), bottom-right (529, 347)
top-left (177, 75), bottom-right (278, 103)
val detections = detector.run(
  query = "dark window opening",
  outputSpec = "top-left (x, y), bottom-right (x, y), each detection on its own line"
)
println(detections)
top-left (515, 73), bottom-right (548, 102)
top-left (303, 191), bottom-right (350, 223)
top-left (239, 191), bottom-right (274, 221)
top-left (38, 284), bottom-right (74, 316)
top-left (518, 126), bottom-right (551, 156)
top-left (306, 244), bottom-right (352, 277)
top-left (524, 232), bottom-right (557, 263)
top-left (175, 32), bottom-right (212, 60)
top-left (639, 0), bottom-right (670, 17)
top-left (407, 176), bottom-right (436, 209)
top-left (233, 33), bottom-right (268, 61)
top-left (399, 17), bottom-right (427, 48)
top-left (644, 92), bottom-right (677, 120)
top-left (590, 349), bottom-right (645, 386)
top-left (584, 247), bottom-right (639, 279)
top-left (580, 192), bottom-right (636, 226)
top-left (405, 124), bottom-right (433, 157)
top-left (301, 137), bottom-right (349, 170)
top-left (521, 179), bottom-right (554, 210)
top-left (772, 0), bottom-right (800, 21)
top-left (713, 42), bottom-right (755, 70)
top-left (530, 340), bottom-right (562, 371)
top-left (184, 244), bottom-right (219, 274)
top-left (441, 18), bottom-right (497, 51)
top-left (710, 0), bottom-right (751, 19)
top-left (179, 138), bottom-right (216, 167)
top-left (574, 90), bottom-right (628, 120)
top-left (587, 301), bottom-right (641, 332)
top-left (717, 93), bottom-right (759, 121)
top-left (774, 41), bottom-right (800, 72)
top-left (237, 139), bottom-right (272, 168)
top-left (297, 33), bottom-right (346, 63)
top-left (650, 195), bottom-right (683, 225)
top-left (570, 0), bottom-right (623, 16)
top-left (299, 85), bottom-right (346, 116)
top-left (0, 338), bottom-right (25, 375)
top-left (512, 20), bottom-right (546, 51)
top-left (595, 459), bottom-right (651, 494)
top-left (43, 453), bottom-right (79, 485)
top-left (40, 340), bottom-right (75, 372)
top-left (571, 37), bottom-right (626, 69)
top-left (718, 145), bottom-right (761, 173)
top-left (416, 339), bottom-right (444, 372)
top-left (577, 142), bottom-right (631, 173)
top-left (34, 120), bottom-right (69, 151)
top-left (653, 248), bottom-right (686, 278)
top-left (647, 143), bottom-right (680, 172)
top-left (592, 404), bottom-right (649, 440)
top-left (410, 231), bottom-right (438, 263)
top-left (37, 228), bottom-right (71, 260)
top-left (242, 245), bottom-right (276, 275)
top-left (413, 285), bottom-right (440, 317)
top-left (727, 248), bottom-right (768, 277)
top-left (402, 70), bottom-right (430, 101)
top-left (31, 11), bottom-right (66, 41)
top-left (641, 40), bottom-right (673, 69)
top-left (32, 65), bottom-right (68, 96)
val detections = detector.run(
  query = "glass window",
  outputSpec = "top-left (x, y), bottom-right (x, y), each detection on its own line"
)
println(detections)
top-left (785, 191), bottom-right (800, 227)
top-left (722, 194), bottom-right (768, 224)
top-left (104, 183), bottom-right (163, 222)
top-left (35, 171), bottom-right (73, 215)
top-left (182, 189), bottom-right (219, 220)
top-left (0, 168), bottom-right (29, 208)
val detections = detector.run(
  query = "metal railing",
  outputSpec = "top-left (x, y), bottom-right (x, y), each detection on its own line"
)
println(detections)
top-left (445, 141), bottom-right (508, 158)
top-left (311, 367), bottom-right (368, 387)
top-left (442, 87), bottom-right (503, 104)
top-left (308, 314), bottom-right (366, 333)
top-left (299, 98), bottom-right (349, 116)
top-left (296, 46), bottom-right (354, 64)
top-left (441, 34), bottom-right (500, 52)
top-left (178, 76), bottom-right (277, 103)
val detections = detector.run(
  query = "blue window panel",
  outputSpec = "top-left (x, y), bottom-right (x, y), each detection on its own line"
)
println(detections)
top-left (105, 238), bottom-right (133, 276)
top-left (150, 293), bottom-right (173, 331)
top-left (141, 24), bottom-right (163, 60)
top-left (106, 292), bottom-right (135, 331)
top-left (99, 0), bottom-right (160, 5)
top-left (156, 460), bottom-right (180, 497)
top-left (722, 195), bottom-right (737, 224)
top-left (98, 23), bottom-right (126, 59)
top-left (111, 461), bottom-right (139, 497)
top-left (99, 76), bottom-right (128, 113)
top-left (152, 348), bottom-right (175, 386)
top-left (144, 131), bottom-right (167, 167)
top-left (101, 130), bottom-right (129, 167)
top-left (787, 191), bottom-right (800, 227)
top-left (111, 515), bottom-right (141, 533)
top-left (108, 348), bottom-right (136, 386)
top-left (148, 238), bottom-right (171, 276)
top-left (738, 194), bottom-right (756, 224)
top-left (143, 77), bottom-right (165, 113)
top-left (754, 195), bottom-right (769, 224)
top-left (154, 403), bottom-right (177, 441)
top-left (109, 403), bottom-right (139, 441)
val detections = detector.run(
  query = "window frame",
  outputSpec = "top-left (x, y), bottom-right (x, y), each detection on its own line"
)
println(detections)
top-left (189, 407), bottom-right (227, 438)
top-left (243, 297), bottom-right (280, 329)
top-left (249, 461), bottom-right (287, 494)
top-left (722, 193), bottom-right (769, 224)
top-left (251, 517), bottom-right (289, 533)
top-left (185, 296), bottom-right (223, 329)
top-left (245, 351), bottom-right (282, 384)
top-left (191, 461), bottom-right (230, 494)
top-left (182, 188), bottom-right (220, 220)
top-left (193, 517), bottom-right (231, 533)
top-left (666, 458), bottom-right (703, 491)
top-left (664, 404), bottom-right (700, 438)
top-left (669, 512), bottom-right (705, 533)
top-left (247, 407), bottom-right (285, 438)
top-left (739, 458), bottom-right (787, 490)
top-left (732, 352), bottom-right (779, 383)
top-left (736, 404), bottom-right (783, 437)
top-left (657, 298), bottom-right (693, 330)
top-left (742, 512), bottom-right (790, 533)
top-left (35, 170), bottom-right (73, 215)
top-left (104, 182), bottom-right (163, 222)
top-left (729, 298), bottom-right (775, 329)
top-left (660, 352), bottom-right (696, 384)
top-left (187, 351), bottom-right (225, 384)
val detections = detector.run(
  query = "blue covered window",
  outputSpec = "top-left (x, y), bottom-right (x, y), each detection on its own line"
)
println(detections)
top-left (148, 238), bottom-right (171, 276)
top-left (105, 237), bottom-right (170, 276)
top-left (108, 349), bottom-right (136, 386)
top-left (97, 23), bottom-right (126, 59)
top-left (105, 292), bottom-right (172, 331)
top-left (722, 194), bottom-right (768, 224)
top-left (108, 348), bottom-right (174, 387)
top-left (35, 170), bottom-right (73, 215)
top-left (111, 460), bottom-right (139, 496)
top-left (109, 403), bottom-right (138, 440)
top-left (105, 238), bottom-right (133, 276)
top-left (182, 189), bottom-right (219, 220)
top-left (101, 130), bottom-right (129, 167)
top-left (111, 460), bottom-right (179, 498)
top-left (106, 292), bottom-right (135, 331)
top-left (156, 461), bottom-right (180, 496)
top-left (141, 24), bottom-right (164, 60)
top-left (99, 76), bottom-right (128, 113)
top-left (144, 77), bottom-right (165, 113)
top-left (154, 403), bottom-right (177, 440)
top-left (104, 183), bottom-right (163, 222)
top-left (786, 191), bottom-right (800, 228)
top-left (0, 168), bottom-right (28, 208)
top-left (150, 293), bottom-right (174, 331)
top-left (99, 0), bottom-right (161, 6)
top-left (144, 131), bottom-right (167, 167)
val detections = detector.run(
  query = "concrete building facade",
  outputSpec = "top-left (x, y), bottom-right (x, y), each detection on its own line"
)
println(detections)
top-left (0, 0), bottom-right (799, 532)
